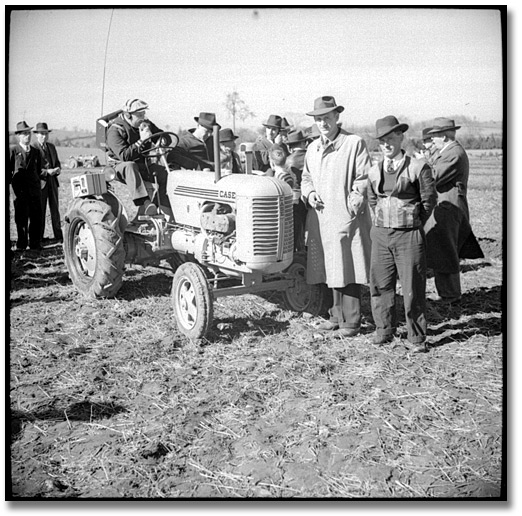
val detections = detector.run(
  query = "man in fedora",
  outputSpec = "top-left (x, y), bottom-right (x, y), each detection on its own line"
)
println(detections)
top-left (301, 96), bottom-right (372, 337)
top-left (253, 114), bottom-right (283, 172)
top-left (219, 128), bottom-right (242, 174)
top-left (424, 117), bottom-right (483, 303)
top-left (32, 122), bottom-right (63, 243)
top-left (276, 117), bottom-right (292, 146)
top-left (367, 115), bottom-right (437, 353)
top-left (286, 129), bottom-right (309, 251)
top-left (178, 112), bottom-right (220, 171)
top-left (414, 127), bottom-right (439, 166)
top-left (106, 98), bottom-right (174, 218)
top-left (9, 121), bottom-right (43, 252)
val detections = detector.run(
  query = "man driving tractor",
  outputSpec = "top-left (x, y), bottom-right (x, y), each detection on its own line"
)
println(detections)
top-left (106, 98), bottom-right (200, 219)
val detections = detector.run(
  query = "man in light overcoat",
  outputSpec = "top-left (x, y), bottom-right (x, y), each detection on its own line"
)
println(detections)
top-left (301, 96), bottom-right (372, 337)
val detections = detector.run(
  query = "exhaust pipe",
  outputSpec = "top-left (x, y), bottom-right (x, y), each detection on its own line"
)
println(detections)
top-left (213, 125), bottom-right (221, 183)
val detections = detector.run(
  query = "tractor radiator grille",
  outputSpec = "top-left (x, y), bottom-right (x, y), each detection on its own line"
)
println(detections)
top-left (251, 195), bottom-right (293, 256)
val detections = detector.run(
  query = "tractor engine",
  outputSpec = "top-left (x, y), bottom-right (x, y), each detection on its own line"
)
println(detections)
top-left (167, 170), bottom-right (294, 276)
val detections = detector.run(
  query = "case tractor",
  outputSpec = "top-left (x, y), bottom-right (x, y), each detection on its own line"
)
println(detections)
top-left (63, 113), bottom-right (328, 339)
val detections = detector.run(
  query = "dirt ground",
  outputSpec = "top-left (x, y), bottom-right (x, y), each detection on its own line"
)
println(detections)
top-left (7, 154), bottom-right (504, 499)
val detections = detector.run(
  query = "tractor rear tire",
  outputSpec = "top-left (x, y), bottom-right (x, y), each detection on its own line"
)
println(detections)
top-left (171, 262), bottom-right (213, 340)
top-left (64, 197), bottom-right (125, 298)
top-left (68, 158), bottom-right (78, 169)
top-left (281, 252), bottom-right (331, 316)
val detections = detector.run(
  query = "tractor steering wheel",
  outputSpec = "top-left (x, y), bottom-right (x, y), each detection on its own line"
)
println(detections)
top-left (138, 131), bottom-right (180, 157)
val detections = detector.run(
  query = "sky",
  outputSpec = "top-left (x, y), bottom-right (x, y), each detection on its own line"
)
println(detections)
top-left (6, 6), bottom-right (505, 134)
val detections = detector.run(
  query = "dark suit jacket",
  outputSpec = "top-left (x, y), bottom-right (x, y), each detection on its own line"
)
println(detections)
top-left (253, 136), bottom-right (274, 172)
top-left (9, 143), bottom-right (42, 197)
top-left (33, 141), bottom-right (61, 188)
top-left (106, 114), bottom-right (165, 164)
top-left (178, 130), bottom-right (215, 170)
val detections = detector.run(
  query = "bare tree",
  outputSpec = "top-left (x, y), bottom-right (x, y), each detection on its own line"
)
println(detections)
top-left (224, 91), bottom-right (255, 132)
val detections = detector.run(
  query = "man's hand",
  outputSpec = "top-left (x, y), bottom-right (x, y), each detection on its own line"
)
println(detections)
top-left (308, 191), bottom-right (325, 211)
top-left (347, 191), bottom-right (364, 216)
top-left (139, 125), bottom-right (153, 141)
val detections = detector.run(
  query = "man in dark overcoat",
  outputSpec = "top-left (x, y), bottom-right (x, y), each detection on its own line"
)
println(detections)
top-left (178, 112), bottom-right (219, 170)
top-left (424, 117), bottom-right (483, 303)
top-left (9, 121), bottom-right (43, 252)
top-left (32, 122), bottom-right (63, 242)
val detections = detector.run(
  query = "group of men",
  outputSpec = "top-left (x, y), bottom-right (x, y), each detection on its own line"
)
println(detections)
top-left (9, 121), bottom-right (63, 255)
top-left (103, 95), bottom-right (480, 352)
top-left (10, 94), bottom-right (481, 352)
top-left (298, 96), bottom-right (481, 353)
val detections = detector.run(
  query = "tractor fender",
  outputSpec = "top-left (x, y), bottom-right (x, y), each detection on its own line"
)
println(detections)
top-left (65, 190), bottom-right (129, 234)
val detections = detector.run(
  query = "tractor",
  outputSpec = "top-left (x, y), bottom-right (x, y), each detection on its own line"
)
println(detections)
top-left (67, 154), bottom-right (101, 169)
top-left (63, 115), bottom-right (329, 339)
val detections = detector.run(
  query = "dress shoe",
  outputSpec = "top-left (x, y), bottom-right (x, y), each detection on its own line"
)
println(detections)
top-left (372, 333), bottom-right (394, 345)
top-left (334, 327), bottom-right (360, 338)
top-left (427, 293), bottom-right (461, 304)
top-left (315, 320), bottom-right (339, 331)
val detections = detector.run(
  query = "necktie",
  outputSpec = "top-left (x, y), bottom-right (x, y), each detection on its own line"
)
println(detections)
top-left (386, 159), bottom-right (395, 174)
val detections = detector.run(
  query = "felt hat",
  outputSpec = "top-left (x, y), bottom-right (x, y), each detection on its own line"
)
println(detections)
top-left (428, 117), bottom-right (461, 134)
top-left (33, 122), bottom-right (52, 133)
top-left (219, 128), bottom-right (238, 142)
top-left (374, 115), bottom-right (409, 139)
top-left (15, 121), bottom-right (33, 133)
top-left (421, 127), bottom-right (433, 140)
top-left (195, 112), bottom-right (219, 129)
top-left (286, 129), bottom-right (308, 145)
top-left (123, 98), bottom-right (149, 113)
top-left (280, 117), bottom-right (292, 133)
top-left (306, 96), bottom-right (344, 116)
top-left (262, 114), bottom-right (283, 129)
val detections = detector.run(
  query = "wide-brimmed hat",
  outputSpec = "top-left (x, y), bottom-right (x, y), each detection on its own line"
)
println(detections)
top-left (195, 112), bottom-right (219, 129)
top-left (280, 117), bottom-right (292, 133)
top-left (306, 96), bottom-right (344, 116)
top-left (374, 115), bottom-right (409, 139)
top-left (286, 129), bottom-right (308, 145)
top-left (33, 122), bottom-right (52, 133)
top-left (123, 98), bottom-right (149, 113)
top-left (428, 117), bottom-right (461, 134)
top-left (421, 127), bottom-right (433, 140)
top-left (262, 115), bottom-right (283, 129)
top-left (15, 121), bottom-right (33, 133)
top-left (219, 128), bottom-right (238, 142)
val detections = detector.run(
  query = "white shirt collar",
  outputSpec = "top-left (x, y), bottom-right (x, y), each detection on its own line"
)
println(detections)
top-left (385, 151), bottom-right (404, 168)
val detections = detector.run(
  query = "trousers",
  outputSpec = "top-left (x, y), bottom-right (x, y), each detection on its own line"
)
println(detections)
top-left (329, 283), bottom-right (361, 329)
top-left (41, 179), bottom-right (63, 240)
top-left (369, 226), bottom-right (427, 344)
top-left (14, 191), bottom-right (43, 249)
top-left (114, 161), bottom-right (169, 207)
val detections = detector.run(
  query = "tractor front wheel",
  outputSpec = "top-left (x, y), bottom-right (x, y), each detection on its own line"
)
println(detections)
top-left (64, 198), bottom-right (125, 298)
top-left (68, 158), bottom-right (78, 169)
top-left (171, 262), bottom-right (213, 340)
top-left (282, 252), bottom-right (331, 316)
